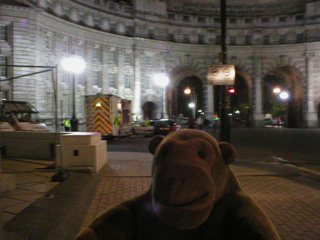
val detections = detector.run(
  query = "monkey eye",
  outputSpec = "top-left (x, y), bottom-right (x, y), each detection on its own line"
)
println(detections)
top-left (198, 150), bottom-right (206, 159)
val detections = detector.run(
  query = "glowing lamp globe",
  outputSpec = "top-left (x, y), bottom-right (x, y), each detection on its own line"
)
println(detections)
top-left (61, 56), bottom-right (86, 74)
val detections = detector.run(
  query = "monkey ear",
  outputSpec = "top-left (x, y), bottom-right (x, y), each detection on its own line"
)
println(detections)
top-left (219, 142), bottom-right (236, 165)
top-left (148, 135), bottom-right (165, 155)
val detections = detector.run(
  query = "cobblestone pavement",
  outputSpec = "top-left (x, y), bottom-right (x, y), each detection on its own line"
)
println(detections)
top-left (82, 153), bottom-right (320, 240)
top-left (0, 159), bottom-right (57, 225)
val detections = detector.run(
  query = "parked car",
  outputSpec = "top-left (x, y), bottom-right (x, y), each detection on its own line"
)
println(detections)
top-left (154, 119), bottom-right (180, 136)
top-left (133, 120), bottom-right (156, 136)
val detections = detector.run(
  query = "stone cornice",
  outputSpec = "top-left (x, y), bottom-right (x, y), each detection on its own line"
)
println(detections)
top-left (168, 2), bottom-right (304, 17)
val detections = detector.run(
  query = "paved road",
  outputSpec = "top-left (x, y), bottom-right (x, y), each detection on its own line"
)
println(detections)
top-left (108, 127), bottom-right (320, 166)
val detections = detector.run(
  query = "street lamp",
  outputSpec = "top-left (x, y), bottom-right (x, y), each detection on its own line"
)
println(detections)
top-left (273, 87), bottom-right (281, 94)
top-left (184, 87), bottom-right (197, 118)
top-left (279, 91), bottom-right (289, 100)
top-left (61, 55), bottom-right (86, 131)
top-left (184, 87), bottom-right (191, 95)
top-left (273, 87), bottom-right (289, 100)
top-left (154, 73), bottom-right (169, 119)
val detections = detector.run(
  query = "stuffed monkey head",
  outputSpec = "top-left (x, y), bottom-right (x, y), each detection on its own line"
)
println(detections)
top-left (148, 129), bottom-right (236, 230)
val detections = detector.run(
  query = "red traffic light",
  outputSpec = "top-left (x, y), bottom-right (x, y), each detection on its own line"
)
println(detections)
top-left (228, 87), bottom-right (235, 94)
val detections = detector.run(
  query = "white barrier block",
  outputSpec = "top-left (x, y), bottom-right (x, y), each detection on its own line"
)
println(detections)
top-left (61, 132), bottom-right (102, 145)
top-left (57, 140), bottom-right (107, 173)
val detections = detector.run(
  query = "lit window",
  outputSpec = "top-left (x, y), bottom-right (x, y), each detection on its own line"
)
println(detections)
top-left (110, 22), bottom-right (116, 33)
top-left (93, 47), bottom-right (100, 62)
top-left (77, 44), bottom-right (84, 56)
top-left (77, 74), bottom-right (83, 85)
top-left (145, 75), bottom-right (152, 90)
top-left (109, 50), bottom-right (116, 63)
top-left (61, 71), bottom-right (67, 84)
top-left (63, 7), bottom-right (69, 16)
top-left (62, 39), bottom-right (68, 53)
top-left (93, 70), bottom-right (101, 87)
top-left (146, 56), bottom-right (152, 67)
top-left (94, 18), bottom-right (100, 27)
top-left (125, 73), bottom-right (131, 89)
top-left (45, 34), bottom-right (51, 50)
top-left (45, 62), bottom-right (51, 82)
top-left (109, 72), bottom-right (115, 88)
top-left (0, 55), bottom-right (7, 77)
top-left (125, 52), bottom-right (132, 65)
top-left (63, 94), bottom-right (69, 113)
top-left (47, 93), bottom-right (52, 112)
top-left (0, 25), bottom-right (7, 41)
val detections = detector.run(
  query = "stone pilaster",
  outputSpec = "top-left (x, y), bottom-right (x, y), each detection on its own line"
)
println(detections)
top-left (206, 84), bottom-right (215, 120)
top-left (117, 48), bottom-right (125, 96)
top-left (133, 45), bottom-right (142, 120)
top-left (305, 52), bottom-right (318, 128)
top-left (252, 54), bottom-right (265, 127)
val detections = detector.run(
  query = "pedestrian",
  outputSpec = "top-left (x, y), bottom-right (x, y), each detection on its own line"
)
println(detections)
top-left (188, 116), bottom-right (195, 129)
top-left (145, 118), bottom-right (150, 127)
top-left (63, 118), bottom-right (71, 131)
top-left (196, 116), bottom-right (204, 130)
top-left (276, 117), bottom-right (282, 127)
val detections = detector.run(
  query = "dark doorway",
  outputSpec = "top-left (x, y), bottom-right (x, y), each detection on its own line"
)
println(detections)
top-left (230, 74), bottom-right (250, 126)
top-left (143, 101), bottom-right (157, 120)
top-left (177, 77), bottom-right (203, 118)
top-left (263, 74), bottom-right (288, 125)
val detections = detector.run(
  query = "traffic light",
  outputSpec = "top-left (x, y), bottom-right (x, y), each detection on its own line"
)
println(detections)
top-left (228, 86), bottom-right (235, 94)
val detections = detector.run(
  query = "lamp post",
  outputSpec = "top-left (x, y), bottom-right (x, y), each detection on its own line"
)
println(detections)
top-left (219, 0), bottom-right (231, 143)
top-left (61, 55), bottom-right (86, 131)
top-left (154, 73), bottom-right (169, 119)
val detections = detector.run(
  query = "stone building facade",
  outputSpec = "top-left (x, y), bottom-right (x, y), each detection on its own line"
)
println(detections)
top-left (0, 0), bottom-right (319, 129)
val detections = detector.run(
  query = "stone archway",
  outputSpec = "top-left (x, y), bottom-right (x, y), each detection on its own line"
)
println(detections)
top-left (177, 76), bottom-right (204, 118)
top-left (230, 69), bottom-right (253, 127)
top-left (168, 66), bottom-right (205, 119)
top-left (263, 66), bottom-right (304, 128)
top-left (142, 101), bottom-right (157, 120)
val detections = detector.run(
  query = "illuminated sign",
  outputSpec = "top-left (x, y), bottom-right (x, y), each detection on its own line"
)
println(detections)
top-left (207, 64), bottom-right (235, 85)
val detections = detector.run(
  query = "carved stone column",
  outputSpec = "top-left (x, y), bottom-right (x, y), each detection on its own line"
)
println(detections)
top-left (117, 48), bottom-right (125, 96)
top-left (252, 54), bottom-right (264, 127)
top-left (133, 45), bottom-right (142, 120)
top-left (101, 45), bottom-right (109, 93)
top-left (206, 84), bottom-right (215, 121)
top-left (161, 51), bottom-right (169, 119)
top-left (305, 52), bottom-right (318, 128)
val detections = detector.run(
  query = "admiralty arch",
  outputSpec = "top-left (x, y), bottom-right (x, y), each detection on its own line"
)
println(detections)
top-left (1, 0), bottom-right (320, 129)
